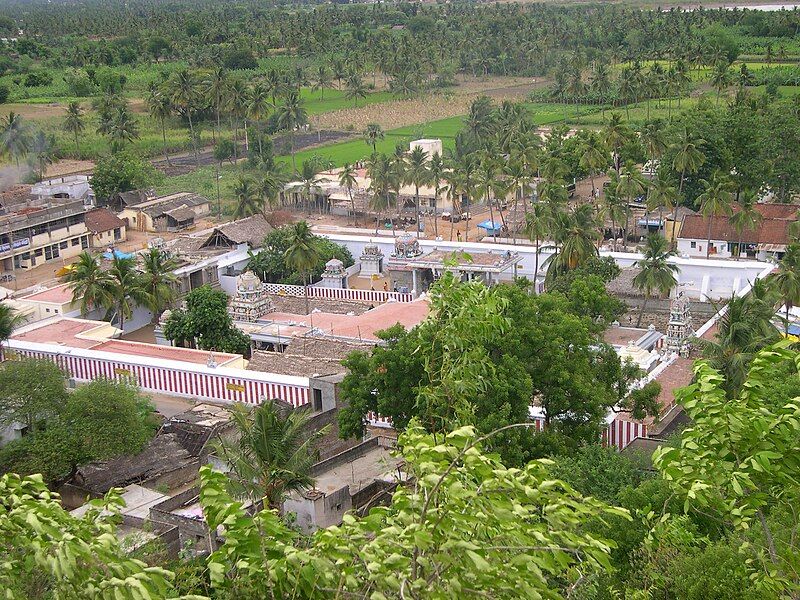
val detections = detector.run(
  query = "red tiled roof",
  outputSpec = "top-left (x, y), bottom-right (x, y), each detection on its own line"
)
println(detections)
top-left (679, 214), bottom-right (791, 245)
top-left (21, 283), bottom-right (75, 305)
top-left (84, 208), bottom-right (125, 234)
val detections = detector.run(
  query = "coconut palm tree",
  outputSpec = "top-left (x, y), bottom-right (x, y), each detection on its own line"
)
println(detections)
top-left (525, 203), bottom-right (551, 285)
top-left (276, 90), bottom-right (307, 172)
top-left (312, 65), bottom-right (331, 100)
top-left (247, 82), bottom-right (271, 158)
top-left (769, 243), bottom-right (800, 335)
top-left (544, 204), bottom-right (599, 286)
top-left (363, 123), bottom-right (384, 156)
top-left (616, 163), bottom-right (647, 250)
top-left (0, 303), bottom-right (23, 348)
top-left (730, 194), bottom-right (763, 260)
top-left (233, 177), bottom-right (263, 218)
top-left (138, 247), bottom-right (179, 321)
top-left (108, 105), bottom-right (139, 152)
top-left (450, 153), bottom-right (479, 242)
top-left (62, 251), bottom-right (114, 317)
top-left (284, 221), bottom-right (320, 314)
top-left (602, 113), bottom-right (631, 174)
top-left (63, 101), bottom-right (85, 157)
top-left (227, 78), bottom-right (250, 155)
top-left (297, 159), bottom-right (327, 215)
top-left (428, 152), bottom-right (447, 239)
top-left (257, 163), bottom-right (287, 213)
top-left (647, 176), bottom-right (679, 245)
top-left (698, 174), bottom-right (734, 259)
top-left (28, 130), bottom-right (56, 181)
top-left (671, 127), bottom-right (705, 198)
top-left (633, 234), bottom-right (678, 326)
top-left (700, 282), bottom-right (780, 397)
top-left (0, 111), bottom-right (31, 168)
top-left (367, 153), bottom-right (393, 234)
top-left (106, 255), bottom-right (149, 332)
top-left (213, 400), bottom-right (326, 509)
top-left (344, 74), bottom-right (367, 107)
top-left (145, 85), bottom-right (173, 166)
top-left (168, 69), bottom-right (201, 164)
top-left (404, 146), bottom-right (431, 238)
top-left (339, 163), bottom-right (359, 225)
top-left (202, 67), bottom-right (229, 141)
top-left (578, 132), bottom-right (608, 195)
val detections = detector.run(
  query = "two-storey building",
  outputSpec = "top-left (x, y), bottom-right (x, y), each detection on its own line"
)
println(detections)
top-left (0, 199), bottom-right (89, 271)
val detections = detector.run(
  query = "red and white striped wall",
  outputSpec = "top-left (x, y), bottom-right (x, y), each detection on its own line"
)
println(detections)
top-left (3, 341), bottom-right (311, 408)
top-left (603, 418), bottom-right (648, 450)
top-left (262, 282), bottom-right (414, 304)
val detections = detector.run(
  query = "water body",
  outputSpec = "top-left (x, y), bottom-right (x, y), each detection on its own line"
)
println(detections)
top-left (715, 3), bottom-right (800, 10)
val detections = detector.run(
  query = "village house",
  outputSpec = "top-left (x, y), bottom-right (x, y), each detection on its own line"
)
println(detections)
top-left (119, 192), bottom-right (211, 233)
top-left (84, 207), bottom-right (127, 249)
top-left (30, 175), bottom-right (95, 207)
top-left (677, 203), bottom-right (798, 260)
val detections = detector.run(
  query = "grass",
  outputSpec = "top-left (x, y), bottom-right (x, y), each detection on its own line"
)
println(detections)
top-left (301, 87), bottom-right (395, 116)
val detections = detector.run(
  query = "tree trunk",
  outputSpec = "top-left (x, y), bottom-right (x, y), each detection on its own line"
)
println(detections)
top-left (415, 184), bottom-right (421, 238)
top-left (487, 192), bottom-right (497, 242)
top-left (637, 291), bottom-right (649, 327)
top-left (187, 112), bottom-right (198, 166)
top-left (161, 119), bottom-right (172, 166)
top-left (706, 218), bottom-right (713, 259)
top-left (534, 235), bottom-right (540, 291)
top-left (303, 272), bottom-right (310, 315)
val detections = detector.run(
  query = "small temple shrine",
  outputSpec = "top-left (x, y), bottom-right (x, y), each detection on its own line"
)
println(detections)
top-left (393, 233), bottom-right (423, 259)
top-left (228, 271), bottom-right (273, 322)
top-left (320, 258), bottom-right (347, 289)
top-left (665, 292), bottom-right (693, 357)
top-left (359, 243), bottom-right (384, 278)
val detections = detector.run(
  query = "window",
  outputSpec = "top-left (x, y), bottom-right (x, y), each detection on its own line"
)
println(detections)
top-left (34, 249), bottom-right (43, 257)
top-left (81, 236), bottom-right (88, 249)
top-left (690, 241), bottom-right (697, 249)
top-left (113, 228), bottom-right (121, 240)
top-left (313, 388), bottom-right (323, 412)
top-left (132, 217), bottom-right (136, 224)
top-left (71, 238), bottom-right (80, 247)
top-left (45, 308), bottom-right (50, 313)
top-left (54, 309), bottom-right (58, 314)
top-left (59, 241), bottom-right (68, 250)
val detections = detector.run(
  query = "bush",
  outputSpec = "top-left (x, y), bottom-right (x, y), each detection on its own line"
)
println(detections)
top-left (23, 70), bottom-right (53, 87)
top-left (0, 84), bottom-right (9, 104)
top-left (222, 47), bottom-right (258, 70)
top-left (64, 69), bottom-right (96, 97)
top-left (91, 151), bottom-right (161, 202)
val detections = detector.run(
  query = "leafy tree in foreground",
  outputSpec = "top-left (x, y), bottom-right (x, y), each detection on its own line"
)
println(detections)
top-left (0, 473), bottom-right (175, 599)
top-left (654, 344), bottom-right (800, 596)
top-left (199, 423), bottom-right (629, 598)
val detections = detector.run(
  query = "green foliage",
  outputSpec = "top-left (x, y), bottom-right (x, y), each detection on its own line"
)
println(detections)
top-left (213, 400), bottom-right (326, 508)
top-left (339, 274), bottom-right (647, 461)
top-left (0, 472), bottom-right (177, 599)
top-left (90, 151), bottom-right (160, 201)
top-left (0, 367), bottom-right (156, 484)
top-left (654, 344), bottom-right (800, 595)
top-left (199, 422), bottom-right (630, 598)
top-left (246, 224), bottom-right (353, 285)
top-left (163, 285), bottom-right (251, 356)
top-left (0, 358), bottom-right (67, 434)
